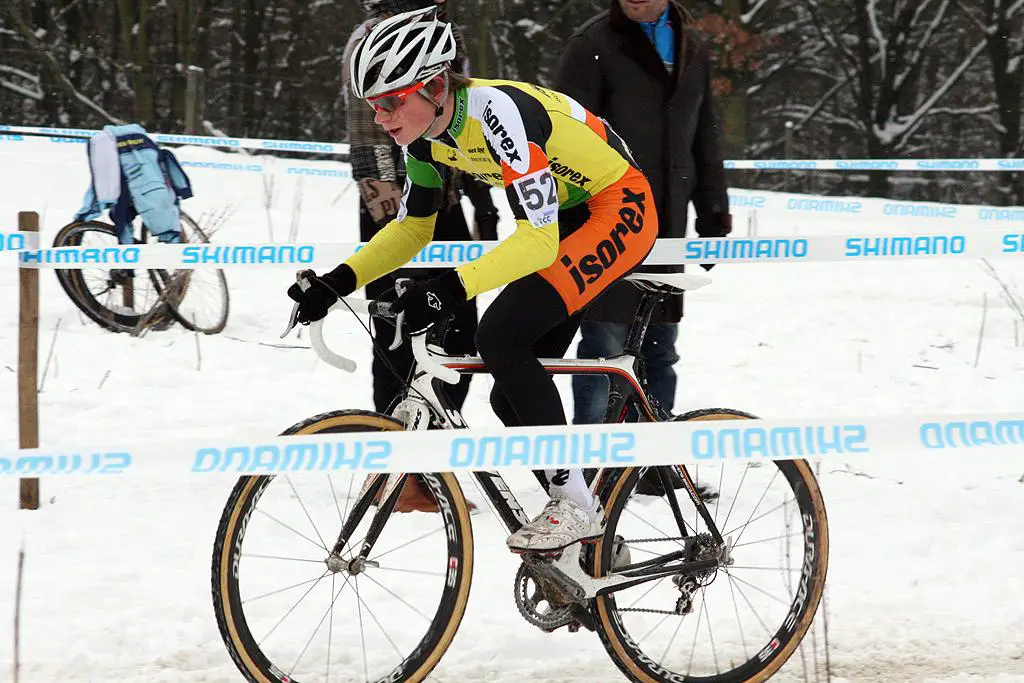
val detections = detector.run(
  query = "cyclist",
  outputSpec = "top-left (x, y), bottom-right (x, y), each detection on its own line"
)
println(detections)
top-left (288, 6), bottom-right (658, 553)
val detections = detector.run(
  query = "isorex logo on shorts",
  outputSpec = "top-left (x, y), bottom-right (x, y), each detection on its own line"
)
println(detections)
top-left (561, 187), bottom-right (647, 294)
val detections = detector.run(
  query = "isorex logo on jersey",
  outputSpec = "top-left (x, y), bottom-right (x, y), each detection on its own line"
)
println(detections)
top-left (561, 187), bottom-right (648, 294)
top-left (548, 157), bottom-right (592, 187)
top-left (482, 101), bottom-right (523, 166)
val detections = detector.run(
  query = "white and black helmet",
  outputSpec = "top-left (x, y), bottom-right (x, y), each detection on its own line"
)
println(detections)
top-left (350, 6), bottom-right (457, 100)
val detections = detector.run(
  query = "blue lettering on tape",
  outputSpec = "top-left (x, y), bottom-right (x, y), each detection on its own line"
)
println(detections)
top-left (916, 160), bottom-right (981, 170)
top-left (752, 161), bottom-right (818, 170)
top-left (181, 160), bottom-right (263, 173)
top-left (40, 127), bottom-right (96, 137)
top-left (181, 245), bottom-right (315, 265)
top-left (979, 207), bottom-right (1024, 222)
top-left (692, 425), bottom-right (869, 459)
top-left (450, 432), bottom-right (635, 469)
top-left (48, 136), bottom-right (87, 144)
top-left (0, 233), bottom-right (27, 251)
top-left (786, 198), bottom-right (862, 214)
top-left (920, 420), bottom-right (1024, 448)
top-left (996, 160), bottom-right (1024, 170)
top-left (835, 160), bottom-right (899, 170)
top-left (155, 134), bottom-right (242, 148)
top-left (1002, 234), bottom-right (1024, 253)
top-left (263, 140), bottom-right (336, 153)
top-left (192, 440), bottom-right (391, 473)
top-left (684, 238), bottom-right (809, 261)
top-left (0, 133), bottom-right (24, 142)
top-left (844, 235), bottom-right (966, 257)
top-left (287, 166), bottom-right (352, 178)
top-left (727, 193), bottom-right (767, 209)
top-left (882, 202), bottom-right (958, 219)
top-left (0, 452), bottom-right (131, 476)
top-left (19, 246), bottom-right (141, 265)
top-left (409, 242), bottom-right (485, 264)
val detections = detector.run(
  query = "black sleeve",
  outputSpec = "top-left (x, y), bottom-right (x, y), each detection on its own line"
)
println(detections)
top-left (553, 33), bottom-right (604, 114)
top-left (690, 42), bottom-right (730, 218)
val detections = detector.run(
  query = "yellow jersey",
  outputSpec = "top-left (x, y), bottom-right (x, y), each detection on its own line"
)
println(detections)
top-left (345, 78), bottom-right (637, 298)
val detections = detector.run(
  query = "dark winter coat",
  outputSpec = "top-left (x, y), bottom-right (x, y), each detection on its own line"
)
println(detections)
top-left (554, 0), bottom-right (731, 323)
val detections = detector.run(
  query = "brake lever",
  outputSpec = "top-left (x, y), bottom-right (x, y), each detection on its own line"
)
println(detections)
top-left (388, 278), bottom-right (411, 351)
top-left (280, 272), bottom-right (313, 339)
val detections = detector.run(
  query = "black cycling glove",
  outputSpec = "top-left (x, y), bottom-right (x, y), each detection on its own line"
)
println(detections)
top-left (286, 264), bottom-right (357, 324)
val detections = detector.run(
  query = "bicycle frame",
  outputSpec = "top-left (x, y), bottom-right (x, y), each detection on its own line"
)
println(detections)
top-left (298, 272), bottom-right (727, 598)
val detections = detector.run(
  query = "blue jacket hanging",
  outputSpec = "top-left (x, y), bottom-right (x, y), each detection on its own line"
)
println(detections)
top-left (75, 124), bottom-right (193, 244)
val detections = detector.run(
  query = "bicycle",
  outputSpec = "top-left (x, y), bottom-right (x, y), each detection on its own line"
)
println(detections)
top-left (211, 271), bottom-right (829, 683)
top-left (52, 212), bottom-right (230, 334)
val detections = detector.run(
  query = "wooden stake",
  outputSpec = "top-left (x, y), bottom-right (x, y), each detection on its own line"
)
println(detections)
top-left (18, 212), bottom-right (40, 511)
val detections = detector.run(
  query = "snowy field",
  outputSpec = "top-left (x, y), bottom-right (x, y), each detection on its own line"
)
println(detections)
top-left (1, 137), bottom-right (1023, 682)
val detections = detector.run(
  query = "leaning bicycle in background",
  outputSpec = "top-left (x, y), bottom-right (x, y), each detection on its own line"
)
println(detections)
top-left (53, 123), bottom-right (229, 335)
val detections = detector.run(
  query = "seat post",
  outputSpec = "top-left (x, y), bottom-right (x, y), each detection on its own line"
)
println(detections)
top-left (622, 291), bottom-right (663, 356)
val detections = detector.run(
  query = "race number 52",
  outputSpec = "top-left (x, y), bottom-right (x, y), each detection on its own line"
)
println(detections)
top-left (513, 169), bottom-right (558, 228)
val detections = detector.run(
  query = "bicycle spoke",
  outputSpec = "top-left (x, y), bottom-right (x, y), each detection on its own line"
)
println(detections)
top-left (354, 575), bottom-right (370, 683)
top-left (626, 577), bottom-right (667, 609)
top-left (243, 553), bottom-right (324, 565)
top-left (257, 570), bottom-right (335, 645)
top-left (700, 584), bottom-right (720, 674)
top-left (685, 588), bottom-right (707, 676)
top-left (285, 475), bottom-right (329, 550)
top-left (720, 464), bottom-right (750, 537)
top-left (287, 572), bottom-right (353, 676)
top-left (728, 571), bottom-right (751, 661)
top-left (636, 609), bottom-right (674, 644)
top-left (722, 570), bottom-right (791, 608)
top-left (726, 571), bottom-right (774, 638)
top-left (373, 565), bottom-right (446, 578)
top-left (255, 508), bottom-right (328, 554)
top-left (731, 530), bottom-right (803, 549)
top-left (370, 525), bottom-right (446, 563)
top-left (243, 572), bottom-right (329, 605)
top-left (623, 506), bottom-right (688, 550)
top-left (359, 571), bottom-right (434, 623)
top-left (350, 574), bottom-right (407, 660)
top-left (722, 491), bottom-right (791, 540)
top-left (726, 469), bottom-right (780, 549)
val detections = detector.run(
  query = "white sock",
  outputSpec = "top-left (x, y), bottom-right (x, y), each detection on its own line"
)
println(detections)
top-left (546, 468), bottom-right (596, 517)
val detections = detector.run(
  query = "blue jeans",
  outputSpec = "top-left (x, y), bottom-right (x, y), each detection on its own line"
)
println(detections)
top-left (572, 321), bottom-right (680, 424)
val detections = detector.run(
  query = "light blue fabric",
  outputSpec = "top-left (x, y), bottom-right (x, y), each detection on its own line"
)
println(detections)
top-left (76, 124), bottom-right (193, 244)
top-left (638, 6), bottom-right (674, 71)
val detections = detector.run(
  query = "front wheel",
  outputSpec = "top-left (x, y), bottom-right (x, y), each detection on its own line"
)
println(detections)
top-left (211, 410), bottom-right (475, 683)
top-left (592, 408), bottom-right (829, 683)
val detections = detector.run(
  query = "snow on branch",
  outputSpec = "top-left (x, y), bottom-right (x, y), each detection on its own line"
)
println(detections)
top-left (874, 36), bottom-right (988, 149)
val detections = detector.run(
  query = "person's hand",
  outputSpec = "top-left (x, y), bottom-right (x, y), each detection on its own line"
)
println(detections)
top-left (695, 213), bottom-right (732, 238)
top-left (286, 264), bottom-right (356, 324)
top-left (696, 213), bottom-right (732, 271)
top-left (392, 270), bottom-right (466, 335)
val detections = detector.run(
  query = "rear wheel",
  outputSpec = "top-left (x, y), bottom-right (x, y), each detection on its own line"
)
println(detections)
top-left (592, 408), bottom-right (829, 683)
top-left (211, 410), bottom-right (475, 683)
top-left (161, 212), bottom-right (230, 334)
top-left (52, 221), bottom-right (164, 333)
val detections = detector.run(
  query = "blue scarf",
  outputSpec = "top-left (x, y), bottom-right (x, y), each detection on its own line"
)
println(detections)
top-left (638, 6), bottom-right (674, 71)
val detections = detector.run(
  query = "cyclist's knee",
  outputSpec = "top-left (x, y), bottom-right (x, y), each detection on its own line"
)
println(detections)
top-left (489, 384), bottom-right (520, 426)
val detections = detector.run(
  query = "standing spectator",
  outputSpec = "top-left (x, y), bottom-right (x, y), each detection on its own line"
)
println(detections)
top-left (342, 0), bottom-right (498, 416)
top-left (555, 0), bottom-right (732, 432)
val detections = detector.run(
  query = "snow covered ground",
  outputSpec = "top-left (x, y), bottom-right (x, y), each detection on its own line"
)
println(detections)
top-left (1, 138), bottom-right (1023, 682)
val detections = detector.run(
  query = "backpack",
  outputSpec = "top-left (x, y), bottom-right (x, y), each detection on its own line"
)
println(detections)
top-left (75, 124), bottom-right (193, 245)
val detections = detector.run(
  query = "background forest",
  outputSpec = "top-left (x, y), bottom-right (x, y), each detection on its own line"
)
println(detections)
top-left (1, 0), bottom-right (1021, 203)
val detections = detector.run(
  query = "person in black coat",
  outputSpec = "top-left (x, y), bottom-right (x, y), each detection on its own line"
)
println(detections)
top-left (555, 0), bottom-right (732, 425)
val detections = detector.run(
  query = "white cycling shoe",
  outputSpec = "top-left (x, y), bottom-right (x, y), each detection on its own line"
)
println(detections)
top-left (507, 493), bottom-right (605, 554)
